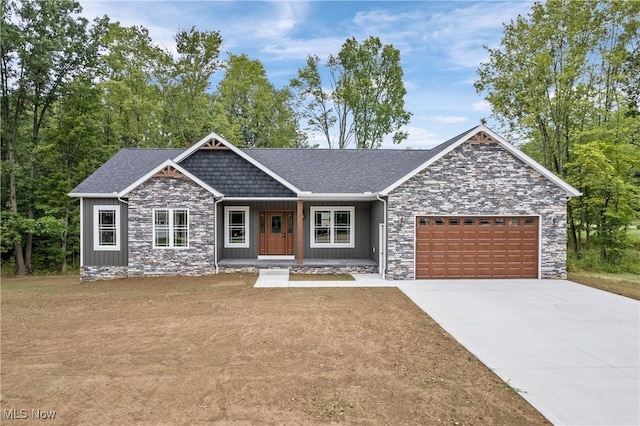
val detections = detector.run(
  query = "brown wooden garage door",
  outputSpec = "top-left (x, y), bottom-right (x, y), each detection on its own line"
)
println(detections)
top-left (416, 216), bottom-right (538, 278)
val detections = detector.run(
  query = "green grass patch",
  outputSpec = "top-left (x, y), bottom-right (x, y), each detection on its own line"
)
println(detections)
top-left (568, 246), bottom-right (640, 274)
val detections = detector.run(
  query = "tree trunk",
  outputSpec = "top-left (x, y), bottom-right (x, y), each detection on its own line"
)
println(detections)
top-left (567, 203), bottom-right (579, 254)
top-left (7, 127), bottom-right (27, 275)
top-left (60, 190), bottom-right (70, 274)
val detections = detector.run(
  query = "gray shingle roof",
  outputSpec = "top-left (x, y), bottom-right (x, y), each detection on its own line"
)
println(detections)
top-left (70, 126), bottom-right (483, 196)
top-left (70, 149), bottom-right (183, 195)
top-left (242, 148), bottom-right (434, 193)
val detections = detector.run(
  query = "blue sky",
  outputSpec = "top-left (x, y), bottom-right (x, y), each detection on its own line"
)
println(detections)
top-left (79, 1), bottom-right (534, 149)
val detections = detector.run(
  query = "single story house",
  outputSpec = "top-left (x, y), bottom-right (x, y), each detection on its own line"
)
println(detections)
top-left (69, 125), bottom-right (580, 281)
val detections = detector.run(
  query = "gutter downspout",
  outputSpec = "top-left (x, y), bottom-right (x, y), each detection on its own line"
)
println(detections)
top-left (213, 195), bottom-right (225, 273)
top-left (116, 193), bottom-right (129, 205)
top-left (376, 193), bottom-right (387, 280)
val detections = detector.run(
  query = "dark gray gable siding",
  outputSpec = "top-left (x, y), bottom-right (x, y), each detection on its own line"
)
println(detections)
top-left (179, 149), bottom-right (295, 197)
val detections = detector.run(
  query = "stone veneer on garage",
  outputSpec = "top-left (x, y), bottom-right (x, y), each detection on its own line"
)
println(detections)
top-left (127, 176), bottom-right (216, 277)
top-left (386, 140), bottom-right (569, 280)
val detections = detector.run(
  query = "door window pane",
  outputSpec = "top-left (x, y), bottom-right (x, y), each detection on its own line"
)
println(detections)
top-left (271, 215), bottom-right (282, 234)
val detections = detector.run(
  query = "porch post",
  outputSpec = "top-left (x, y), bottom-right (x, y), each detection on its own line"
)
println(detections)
top-left (296, 199), bottom-right (303, 264)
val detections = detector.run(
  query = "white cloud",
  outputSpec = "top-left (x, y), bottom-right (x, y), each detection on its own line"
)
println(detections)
top-left (431, 115), bottom-right (468, 124)
top-left (472, 100), bottom-right (491, 112)
top-left (381, 125), bottom-right (441, 150)
top-left (261, 36), bottom-right (344, 61)
top-left (241, 1), bottom-right (309, 40)
top-left (413, 2), bottom-right (530, 69)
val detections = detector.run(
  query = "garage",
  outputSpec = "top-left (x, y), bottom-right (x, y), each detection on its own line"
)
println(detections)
top-left (415, 216), bottom-right (538, 278)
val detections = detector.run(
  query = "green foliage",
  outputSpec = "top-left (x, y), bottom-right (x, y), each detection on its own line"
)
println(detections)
top-left (476, 0), bottom-right (640, 267)
top-left (291, 36), bottom-right (411, 149)
top-left (338, 37), bottom-right (411, 149)
top-left (99, 23), bottom-right (166, 148)
top-left (1, 0), bottom-right (108, 274)
top-left (214, 53), bottom-right (306, 148)
top-left (568, 247), bottom-right (640, 274)
top-left (158, 27), bottom-right (223, 147)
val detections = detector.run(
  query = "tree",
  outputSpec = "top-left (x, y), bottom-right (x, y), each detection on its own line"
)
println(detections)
top-left (35, 77), bottom-right (106, 272)
top-left (214, 53), bottom-right (306, 148)
top-left (567, 119), bottom-right (639, 264)
top-left (0, 0), bottom-right (107, 274)
top-left (99, 23), bottom-right (166, 148)
top-left (474, 0), bottom-right (640, 263)
top-left (291, 55), bottom-right (347, 148)
top-left (291, 36), bottom-right (411, 149)
top-left (158, 27), bottom-right (223, 147)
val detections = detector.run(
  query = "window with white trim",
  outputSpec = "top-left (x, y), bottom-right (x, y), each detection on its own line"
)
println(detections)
top-left (310, 206), bottom-right (355, 248)
top-left (224, 206), bottom-right (250, 248)
top-left (153, 209), bottom-right (189, 248)
top-left (93, 205), bottom-right (120, 251)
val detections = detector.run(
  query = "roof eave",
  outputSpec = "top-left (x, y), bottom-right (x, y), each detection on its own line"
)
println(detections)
top-left (68, 192), bottom-right (119, 198)
top-left (297, 192), bottom-right (379, 201)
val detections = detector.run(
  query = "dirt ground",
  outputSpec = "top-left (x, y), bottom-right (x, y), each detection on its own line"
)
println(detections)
top-left (1, 274), bottom-right (548, 425)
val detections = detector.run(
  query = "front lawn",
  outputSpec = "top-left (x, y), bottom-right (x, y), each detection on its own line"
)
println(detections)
top-left (1, 275), bottom-right (546, 425)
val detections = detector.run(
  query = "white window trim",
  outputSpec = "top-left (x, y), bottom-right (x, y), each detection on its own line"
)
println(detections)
top-left (224, 206), bottom-right (250, 248)
top-left (310, 206), bottom-right (355, 248)
top-left (153, 208), bottom-right (190, 249)
top-left (93, 205), bottom-right (120, 251)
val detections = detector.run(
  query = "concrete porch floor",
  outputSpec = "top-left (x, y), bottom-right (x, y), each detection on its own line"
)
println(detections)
top-left (218, 258), bottom-right (377, 268)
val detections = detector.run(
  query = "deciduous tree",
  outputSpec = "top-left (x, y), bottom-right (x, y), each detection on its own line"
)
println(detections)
top-left (215, 53), bottom-right (306, 148)
top-left (291, 36), bottom-right (411, 149)
top-left (475, 0), bottom-right (639, 263)
top-left (0, 0), bottom-right (107, 274)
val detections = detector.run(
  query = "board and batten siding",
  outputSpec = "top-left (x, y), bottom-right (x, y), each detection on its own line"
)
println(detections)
top-left (303, 201), bottom-right (371, 259)
top-left (369, 200), bottom-right (385, 262)
top-left (82, 198), bottom-right (128, 266)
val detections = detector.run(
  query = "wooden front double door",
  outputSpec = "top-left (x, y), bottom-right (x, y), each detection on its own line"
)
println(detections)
top-left (258, 211), bottom-right (294, 256)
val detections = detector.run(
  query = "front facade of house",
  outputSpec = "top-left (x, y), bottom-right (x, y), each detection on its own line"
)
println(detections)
top-left (70, 126), bottom-right (580, 281)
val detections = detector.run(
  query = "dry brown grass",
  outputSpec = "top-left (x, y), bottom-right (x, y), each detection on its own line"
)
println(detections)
top-left (1, 274), bottom-right (547, 425)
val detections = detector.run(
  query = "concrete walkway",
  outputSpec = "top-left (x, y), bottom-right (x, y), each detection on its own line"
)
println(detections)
top-left (254, 269), bottom-right (392, 288)
top-left (399, 279), bottom-right (640, 426)
top-left (254, 272), bottom-right (639, 425)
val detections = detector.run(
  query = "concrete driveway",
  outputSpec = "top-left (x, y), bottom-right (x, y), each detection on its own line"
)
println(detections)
top-left (398, 279), bottom-right (640, 426)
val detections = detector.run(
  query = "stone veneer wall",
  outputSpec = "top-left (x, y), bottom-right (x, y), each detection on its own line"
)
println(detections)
top-left (127, 177), bottom-right (216, 277)
top-left (81, 265), bottom-right (128, 281)
top-left (386, 141), bottom-right (569, 280)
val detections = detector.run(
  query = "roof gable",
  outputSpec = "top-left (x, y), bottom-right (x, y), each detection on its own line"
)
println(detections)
top-left (179, 149), bottom-right (297, 198)
top-left (381, 124), bottom-right (581, 197)
top-left (119, 160), bottom-right (223, 198)
top-left (174, 132), bottom-right (301, 195)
